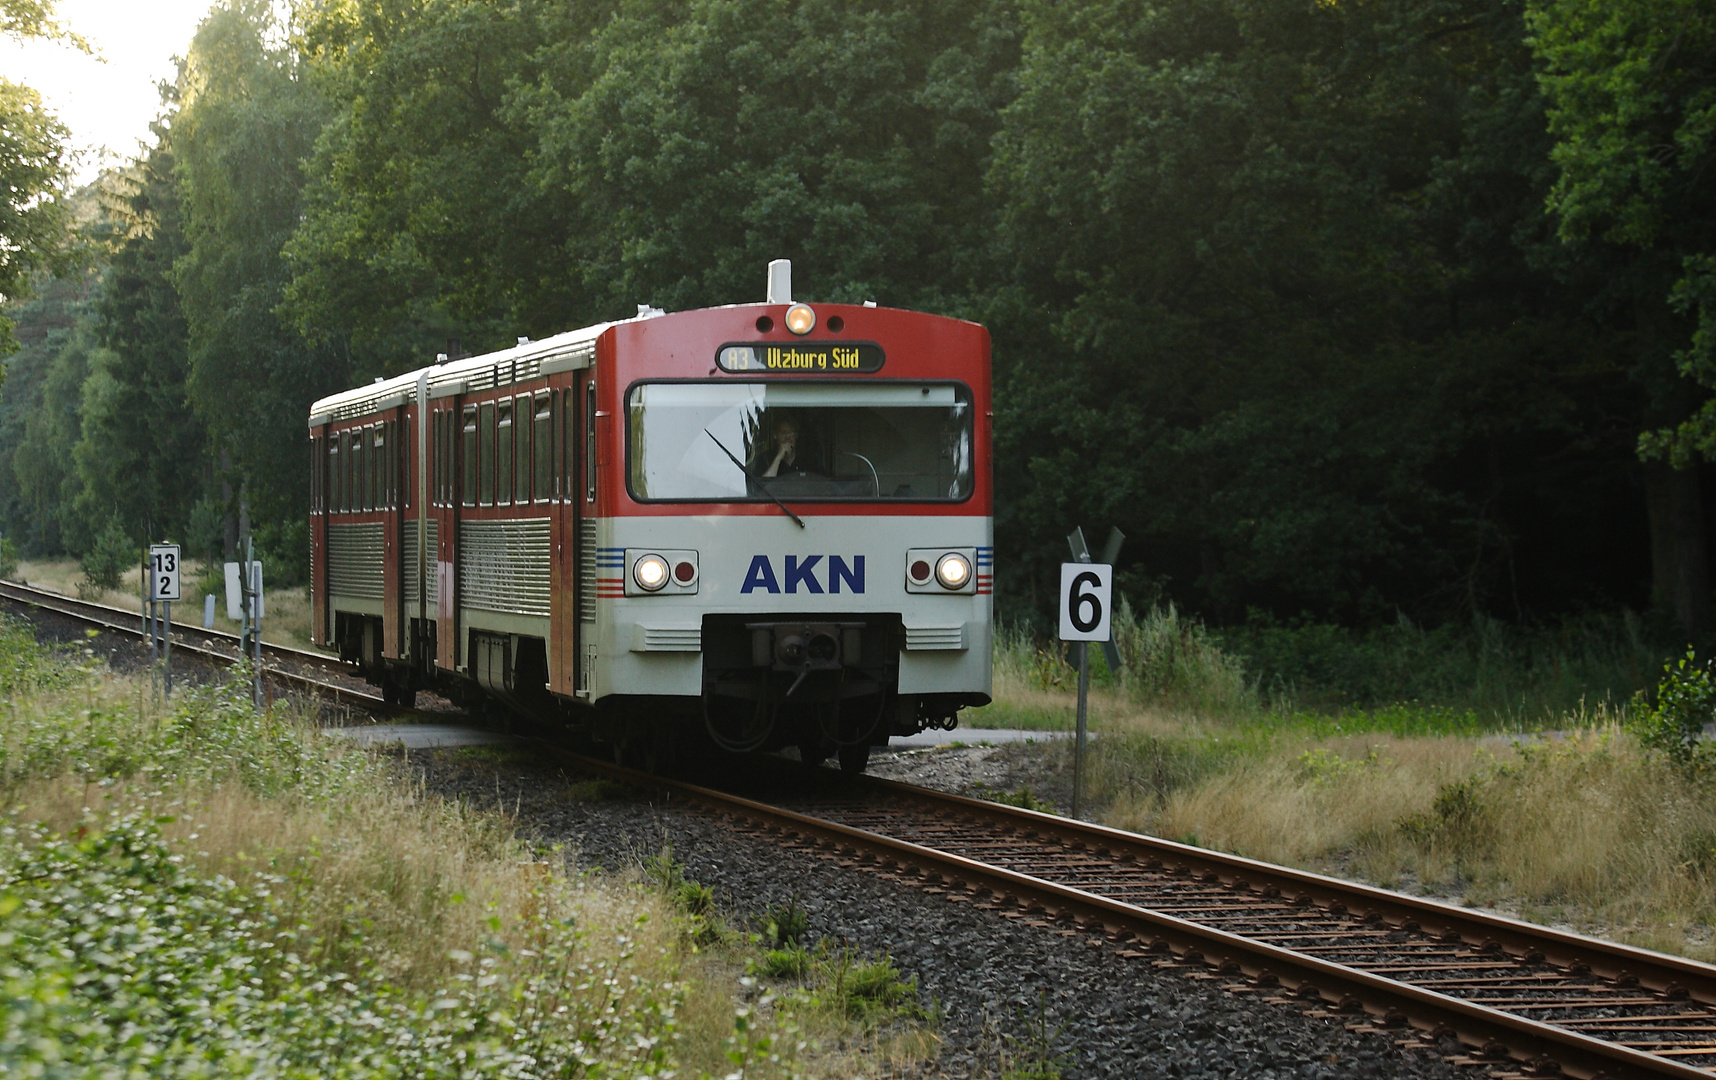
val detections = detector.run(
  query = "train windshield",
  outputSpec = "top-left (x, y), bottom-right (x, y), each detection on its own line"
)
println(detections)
top-left (628, 382), bottom-right (973, 502)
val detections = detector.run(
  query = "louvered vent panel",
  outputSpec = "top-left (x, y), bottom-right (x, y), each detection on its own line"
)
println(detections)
top-left (459, 520), bottom-right (550, 617)
top-left (402, 520), bottom-right (439, 604)
top-left (579, 518), bottom-right (598, 623)
top-left (904, 624), bottom-right (966, 650)
top-left (327, 523), bottom-right (385, 600)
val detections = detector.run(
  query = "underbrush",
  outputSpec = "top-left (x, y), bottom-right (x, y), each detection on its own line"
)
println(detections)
top-left (986, 602), bottom-right (1677, 734)
top-left (0, 616), bottom-right (934, 1077)
top-left (984, 609), bottom-right (1716, 959)
top-left (1098, 720), bottom-right (1716, 961)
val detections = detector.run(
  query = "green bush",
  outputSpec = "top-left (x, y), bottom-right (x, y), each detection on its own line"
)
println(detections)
top-left (1631, 649), bottom-right (1716, 765)
top-left (0, 810), bottom-right (680, 1079)
top-left (762, 897), bottom-right (809, 946)
top-left (77, 517), bottom-right (134, 599)
top-left (0, 535), bottom-right (18, 579)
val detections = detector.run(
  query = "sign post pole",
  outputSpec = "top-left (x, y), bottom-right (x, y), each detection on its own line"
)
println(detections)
top-left (1060, 527), bottom-right (1114, 820)
top-left (148, 544), bottom-right (181, 698)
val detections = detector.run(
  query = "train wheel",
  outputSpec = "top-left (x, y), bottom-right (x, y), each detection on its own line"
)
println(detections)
top-left (838, 743), bottom-right (870, 776)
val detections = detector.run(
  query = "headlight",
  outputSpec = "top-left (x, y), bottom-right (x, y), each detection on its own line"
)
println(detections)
top-left (633, 553), bottom-right (669, 591)
top-left (935, 552), bottom-right (971, 590)
top-left (784, 303), bottom-right (816, 335)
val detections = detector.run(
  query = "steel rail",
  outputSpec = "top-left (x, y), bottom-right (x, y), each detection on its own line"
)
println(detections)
top-left (0, 578), bottom-right (398, 713)
top-left (539, 747), bottom-right (1715, 1080)
top-left (0, 579), bottom-right (347, 672)
top-left (851, 775), bottom-right (1716, 1007)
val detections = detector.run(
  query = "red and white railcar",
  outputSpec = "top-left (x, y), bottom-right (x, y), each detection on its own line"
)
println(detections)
top-left (308, 263), bottom-right (991, 771)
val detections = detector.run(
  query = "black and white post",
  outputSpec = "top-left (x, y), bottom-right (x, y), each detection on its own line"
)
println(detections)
top-left (1060, 528), bottom-right (1116, 819)
top-left (147, 543), bottom-right (181, 698)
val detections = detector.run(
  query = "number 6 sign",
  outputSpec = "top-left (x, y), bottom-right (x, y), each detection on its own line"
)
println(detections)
top-left (1058, 562), bottom-right (1112, 642)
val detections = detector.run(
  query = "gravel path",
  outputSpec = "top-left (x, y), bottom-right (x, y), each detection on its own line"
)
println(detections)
top-left (399, 745), bottom-right (1473, 1080)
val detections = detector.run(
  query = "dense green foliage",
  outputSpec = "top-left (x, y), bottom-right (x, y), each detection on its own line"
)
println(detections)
top-left (0, 623), bottom-right (688, 1077)
top-left (0, 0), bottom-right (79, 355)
top-left (1, 0), bottom-right (1714, 659)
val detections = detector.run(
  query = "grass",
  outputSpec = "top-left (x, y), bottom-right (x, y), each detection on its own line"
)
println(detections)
top-left (12, 556), bottom-right (318, 649)
top-left (979, 604), bottom-right (1716, 962)
top-left (0, 615), bottom-right (938, 1077)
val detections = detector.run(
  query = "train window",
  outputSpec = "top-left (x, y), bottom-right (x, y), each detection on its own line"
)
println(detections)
top-left (626, 382), bottom-right (974, 502)
top-left (480, 401), bottom-right (497, 506)
top-left (561, 388), bottom-right (573, 499)
top-left (531, 394), bottom-right (550, 504)
top-left (432, 413), bottom-right (443, 505)
top-left (327, 436), bottom-right (339, 513)
top-left (496, 400), bottom-right (513, 506)
top-left (585, 382), bottom-right (597, 502)
top-left (517, 394), bottom-right (532, 505)
top-left (462, 406), bottom-right (478, 507)
top-left (341, 430), bottom-right (354, 512)
top-left (368, 426), bottom-right (381, 511)
top-left (400, 418), bottom-right (408, 509)
top-left (382, 421), bottom-right (394, 509)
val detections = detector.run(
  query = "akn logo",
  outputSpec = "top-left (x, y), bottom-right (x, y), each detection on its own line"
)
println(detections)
top-left (741, 555), bottom-right (865, 594)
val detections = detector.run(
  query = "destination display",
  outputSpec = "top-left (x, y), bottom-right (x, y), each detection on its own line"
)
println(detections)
top-left (716, 342), bottom-right (884, 374)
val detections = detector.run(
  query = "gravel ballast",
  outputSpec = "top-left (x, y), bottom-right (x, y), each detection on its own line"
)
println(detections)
top-left (403, 746), bottom-right (1471, 1079)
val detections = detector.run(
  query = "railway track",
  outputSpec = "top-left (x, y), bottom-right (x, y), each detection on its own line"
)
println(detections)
top-left (544, 750), bottom-right (1716, 1080)
top-left (8, 577), bottom-right (1713, 1077)
top-left (0, 578), bottom-right (397, 713)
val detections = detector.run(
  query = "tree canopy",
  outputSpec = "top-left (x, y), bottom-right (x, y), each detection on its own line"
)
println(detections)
top-left (0, 0), bottom-right (1710, 630)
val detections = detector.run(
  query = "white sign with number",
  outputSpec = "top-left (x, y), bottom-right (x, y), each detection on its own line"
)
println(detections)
top-left (1058, 562), bottom-right (1112, 642)
top-left (149, 544), bottom-right (181, 601)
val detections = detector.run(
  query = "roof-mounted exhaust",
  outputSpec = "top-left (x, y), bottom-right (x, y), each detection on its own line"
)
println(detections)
top-left (767, 259), bottom-right (792, 304)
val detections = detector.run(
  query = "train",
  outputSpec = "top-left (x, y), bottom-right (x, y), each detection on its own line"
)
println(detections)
top-left (307, 261), bottom-right (992, 773)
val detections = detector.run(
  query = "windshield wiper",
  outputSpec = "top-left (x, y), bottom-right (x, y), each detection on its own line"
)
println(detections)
top-left (705, 430), bottom-right (805, 529)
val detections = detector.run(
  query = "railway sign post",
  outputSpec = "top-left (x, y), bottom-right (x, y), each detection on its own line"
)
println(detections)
top-left (146, 543), bottom-right (180, 697)
top-left (1061, 526), bottom-right (1124, 819)
top-left (225, 535), bottom-right (264, 708)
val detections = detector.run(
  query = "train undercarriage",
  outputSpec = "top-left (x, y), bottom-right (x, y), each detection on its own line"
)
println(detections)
top-left (331, 611), bottom-right (983, 775)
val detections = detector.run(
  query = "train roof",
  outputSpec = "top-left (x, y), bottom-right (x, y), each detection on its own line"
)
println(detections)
top-left (307, 313), bottom-right (638, 426)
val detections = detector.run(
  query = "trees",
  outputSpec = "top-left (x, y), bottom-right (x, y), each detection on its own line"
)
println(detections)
top-left (1530, 0), bottom-right (1716, 633)
top-left (986, 0), bottom-right (1647, 623)
top-left (172, 0), bottom-right (339, 542)
top-left (0, 0), bottom-right (80, 357)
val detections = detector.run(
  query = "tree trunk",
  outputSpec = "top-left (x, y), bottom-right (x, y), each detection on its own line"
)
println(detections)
top-left (1645, 461), bottom-right (1710, 636)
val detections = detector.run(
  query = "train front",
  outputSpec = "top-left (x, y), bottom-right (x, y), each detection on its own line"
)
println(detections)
top-left (595, 294), bottom-right (992, 771)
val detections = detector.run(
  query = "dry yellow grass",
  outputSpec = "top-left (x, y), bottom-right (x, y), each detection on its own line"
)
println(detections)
top-left (1097, 722), bottom-right (1716, 961)
top-left (0, 641), bottom-right (937, 1078)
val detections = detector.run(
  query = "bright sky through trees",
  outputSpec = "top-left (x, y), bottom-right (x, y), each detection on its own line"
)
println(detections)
top-left (1, 0), bottom-right (216, 183)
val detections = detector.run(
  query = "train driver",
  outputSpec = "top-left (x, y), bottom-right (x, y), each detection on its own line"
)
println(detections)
top-left (755, 414), bottom-right (825, 478)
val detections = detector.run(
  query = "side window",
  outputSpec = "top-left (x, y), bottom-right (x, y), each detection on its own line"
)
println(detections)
top-left (396, 418), bottom-right (405, 509)
top-left (368, 425), bottom-right (382, 511)
top-left (357, 426), bottom-right (371, 512)
top-left (535, 393), bottom-right (553, 503)
top-left (496, 399), bottom-right (513, 506)
top-left (341, 430), bottom-right (354, 512)
top-left (480, 401), bottom-right (497, 506)
top-left (462, 406), bottom-right (479, 507)
top-left (560, 388), bottom-right (573, 500)
top-left (384, 420), bottom-right (397, 509)
top-left (432, 412), bottom-right (443, 506)
top-left (585, 382), bottom-right (597, 502)
top-left (516, 394), bottom-right (532, 505)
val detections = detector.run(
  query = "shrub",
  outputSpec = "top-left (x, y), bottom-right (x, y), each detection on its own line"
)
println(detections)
top-left (0, 535), bottom-right (18, 579)
top-left (1630, 649), bottom-right (1716, 765)
top-left (762, 897), bottom-right (810, 945)
top-left (77, 517), bottom-right (134, 599)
